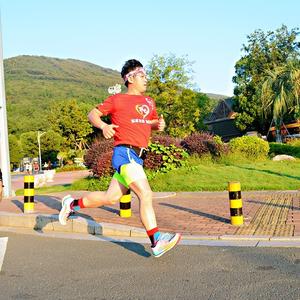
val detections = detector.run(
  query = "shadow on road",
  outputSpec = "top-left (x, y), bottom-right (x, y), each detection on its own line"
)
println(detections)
top-left (110, 241), bottom-right (151, 258)
top-left (248, 199), bottom-right (300, 210)
top-left (160, 203), bottom-right (230, 224)
top-left (234, 165), bottom-right (300, 181)
top-left (100, 206), bottom-right (119, 215)
top-left (11, 200), bottom-right (23, 212)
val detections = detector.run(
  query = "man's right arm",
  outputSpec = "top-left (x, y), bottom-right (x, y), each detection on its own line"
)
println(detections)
top-left (87, 108), bottom-right (119, 139)
top-left (87, 108), bottom-right (107, 130)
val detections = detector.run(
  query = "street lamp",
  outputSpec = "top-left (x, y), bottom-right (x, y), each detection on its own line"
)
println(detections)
top-left (0, 15), bottom-right (12, 197)
top-left (37, 131), bottom-right (46, 172)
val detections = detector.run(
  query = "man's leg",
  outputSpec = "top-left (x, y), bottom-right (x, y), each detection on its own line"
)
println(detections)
top-left (59, 177), bottom-right (127, 225)
top-left (121, 162), bottom-right (181, 257)
top-left (77, 178), bottom-right (128, 208)
top-left (129, 178), bottom-right (156, 230)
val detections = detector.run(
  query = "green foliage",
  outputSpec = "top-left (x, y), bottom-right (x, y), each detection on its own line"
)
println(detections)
top-left (5, 55), bottom-right (122, 135)
top-left (293, 105), bottom-right (300, 120)
top-left (47, 99), bottom-right (93, 150)
top-left (148, 156), bottom-right (300, 191)
top-left (233, 25), bottom-right (300, 132)
top-left (269, 142), bottom-right (300, 158)
top-left (20, 131), bottom-right (39, 157)
top-left (25, 156), bottom-right (300, 193)
top-left (228, 136), bottom-right (269, 159)
top-left (260, 60), bottom-right (300, 136)
top-left (18, 129), bottom-right (64, 162)
top-left (286, 138), bottom-right (300, 147)
top-left (71, 176), bottom-right (110, 191)
top-left (55, 165), bottom-right (87, 172)
top-left (8, 134), bottom-right (23, 169)
top-left (196, 93), bottom-right (216, 130)
top-left (146, 53), bottom-right (201, 137)
top-left (147, 142), bottom-right (189, 172)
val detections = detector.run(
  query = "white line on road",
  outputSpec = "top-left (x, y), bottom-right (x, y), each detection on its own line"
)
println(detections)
top-left (0, 237), bottom-right (8, 272)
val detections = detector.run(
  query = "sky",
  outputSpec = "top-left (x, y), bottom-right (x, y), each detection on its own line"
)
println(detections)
top-left (0, 0), bottom-right (299, 96)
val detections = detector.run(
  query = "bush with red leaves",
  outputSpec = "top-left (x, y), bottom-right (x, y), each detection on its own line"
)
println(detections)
top-left (182, 132), bottom-right (222, 156)
top-left (84, 139), bottom-right (114, 177)
top-left (151, 134), bottom-right (182, 148)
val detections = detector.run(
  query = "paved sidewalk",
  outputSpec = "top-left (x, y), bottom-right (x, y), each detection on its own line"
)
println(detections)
top-left (0, 190), bottom-right (300, 239)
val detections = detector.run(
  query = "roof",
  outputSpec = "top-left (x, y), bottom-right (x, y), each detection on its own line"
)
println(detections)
top-left (204, 97), bottom-right (236, 124)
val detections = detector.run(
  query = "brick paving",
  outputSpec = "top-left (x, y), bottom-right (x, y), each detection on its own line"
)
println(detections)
top-left (1, 189), bottom-right (299, 237)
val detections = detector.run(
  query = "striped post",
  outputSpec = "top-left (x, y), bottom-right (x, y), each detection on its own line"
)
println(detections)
top-left (24, 175), bottom-right (34, 213)
top-left (120, 189), bottom-right (131, 218)
top-left (228, 181), bottom-right (243, 226)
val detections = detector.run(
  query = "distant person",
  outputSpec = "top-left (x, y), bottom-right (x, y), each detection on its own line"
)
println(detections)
top-left (59, 59), bottom-right (181, 257)
top-left (33, 161), bottom-right (39, 174)
top-left (25, 163), bottom-right (32, 175)
top-left (43, 162), bottom-right (48, 170)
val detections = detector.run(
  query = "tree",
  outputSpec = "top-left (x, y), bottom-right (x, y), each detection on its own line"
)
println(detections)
top-left (20, 131), bottom-right (39, 158)
top-left (146, 54), bottom-right (201, 137)
top-left (40, 130), bottom-right (64, 162)
top-left (233, 25), bottom-right (300, 132)
top-left (195, 93), bottom-right (217, 130)
top-left (261, 59), bottom-right (300, 141)
top-left (8, 134), bottom-right (23, 170)
top-left (48, 99), bottom-right (93, 150)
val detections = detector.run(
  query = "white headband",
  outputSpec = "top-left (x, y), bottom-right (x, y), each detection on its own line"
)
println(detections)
top-left (123, 67), bottom-right (146, 82)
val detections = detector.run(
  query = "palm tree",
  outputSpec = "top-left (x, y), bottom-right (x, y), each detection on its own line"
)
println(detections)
top-left (261, 60), bottom-right (300, 142)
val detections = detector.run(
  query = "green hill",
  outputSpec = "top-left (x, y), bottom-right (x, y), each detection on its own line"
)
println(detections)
top-left (205, 93), bottom-right (230, 100)
top-left (4, 55), bottom-right (227, 136)
top-left (4, 55), bottom-right (123, 135)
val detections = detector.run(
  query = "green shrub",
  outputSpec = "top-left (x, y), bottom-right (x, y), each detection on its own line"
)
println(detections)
top-left (228, 136), bottom-right (269, 159)
top-left (144, 142), bottom-right (189, 172)
top-left (71, 176), bottom-right (110, 191)
top-left (286, 138), bottom-right (300, 147)
top-left (56, 165), bottom-right (87, 172)
top-left (269, 142), bottom-right (300, 158)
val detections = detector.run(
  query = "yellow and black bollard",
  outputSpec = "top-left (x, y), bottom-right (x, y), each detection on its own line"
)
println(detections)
top-left (120, 189), bottom-right (131, 218)
top-left (228, 181), bottom-right (243, 226)
top-left (24, 175), bottom-right (34, 213)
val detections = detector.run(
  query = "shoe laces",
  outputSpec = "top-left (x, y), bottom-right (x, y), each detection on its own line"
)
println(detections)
top-left (158, 232), bottom-right (174, 242)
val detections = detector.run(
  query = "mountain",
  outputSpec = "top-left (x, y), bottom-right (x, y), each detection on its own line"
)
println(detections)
top-left (4, 55), bottom-right (229, 135)
top-left (4, 55), bottom-right (123, 135)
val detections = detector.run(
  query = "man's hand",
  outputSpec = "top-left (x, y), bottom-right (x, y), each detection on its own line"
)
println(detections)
top-left (158, 114), bottom-right (166, 132)
top-left (102, 124), bottom-right (119, 139)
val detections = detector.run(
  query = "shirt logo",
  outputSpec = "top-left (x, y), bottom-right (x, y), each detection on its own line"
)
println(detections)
top-left (136, 104), bottom-right (150, 119)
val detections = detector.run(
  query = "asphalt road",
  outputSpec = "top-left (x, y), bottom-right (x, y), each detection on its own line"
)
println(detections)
top-left (0, 230), bottom-right (300, 300)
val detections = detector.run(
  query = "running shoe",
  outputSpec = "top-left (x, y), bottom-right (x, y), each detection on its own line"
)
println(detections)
top-left (151, 232), bottom-right (181, 258)
top-left (59, 195), bottom-right (74, 225)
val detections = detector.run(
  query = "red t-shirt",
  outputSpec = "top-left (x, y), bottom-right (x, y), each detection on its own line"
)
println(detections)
top-left (97, 94), bottom-right (158, 148)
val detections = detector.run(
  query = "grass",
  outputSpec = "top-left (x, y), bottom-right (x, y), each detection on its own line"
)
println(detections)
top-left (16, 184), bottom-right (71, 196)
top-left (16, 154), bottom-right (300, 194)
top-left (149, 156), bottom-right (300, 191)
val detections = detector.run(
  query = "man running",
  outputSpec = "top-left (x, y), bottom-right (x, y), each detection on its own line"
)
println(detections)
top-left (59, 59), bottom-right (181, 257)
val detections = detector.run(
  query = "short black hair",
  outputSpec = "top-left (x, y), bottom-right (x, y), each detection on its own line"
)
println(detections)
top-left (121, 59), bottom-right (143, 87)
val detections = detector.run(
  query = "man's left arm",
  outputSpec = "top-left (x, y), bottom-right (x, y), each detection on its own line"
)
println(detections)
top-left (150, 115), bottom-right (165, 132)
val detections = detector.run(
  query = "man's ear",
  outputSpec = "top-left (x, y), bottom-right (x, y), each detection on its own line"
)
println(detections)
top-left (127, 76), bottom-right (134, 84)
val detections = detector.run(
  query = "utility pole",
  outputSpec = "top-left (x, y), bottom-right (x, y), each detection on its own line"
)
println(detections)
top-left (37, 131), bottom-right (46, 172)
top-left (0, 16), bottom-right (12, 197)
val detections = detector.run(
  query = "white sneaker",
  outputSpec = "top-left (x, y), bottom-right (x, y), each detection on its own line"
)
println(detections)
top-left (59, 195), bottom-right (74, 225)
top-left (151, 232), bottom-right (181, 258)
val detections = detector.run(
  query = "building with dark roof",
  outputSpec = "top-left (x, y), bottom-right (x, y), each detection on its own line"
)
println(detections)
top-left (204, 98), bottom-right (242, 141)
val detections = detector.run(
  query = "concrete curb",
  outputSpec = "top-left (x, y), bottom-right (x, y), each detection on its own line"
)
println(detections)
top-left (0, 211), bottom-right (146, 237)
top-left (1, 211), bottom-right (300, 247)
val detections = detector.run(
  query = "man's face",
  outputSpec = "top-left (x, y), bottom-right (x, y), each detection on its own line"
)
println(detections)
top-left (131, 71), bottom-right (148, 93)
top-left (126, 67), bottom-right (148, 93)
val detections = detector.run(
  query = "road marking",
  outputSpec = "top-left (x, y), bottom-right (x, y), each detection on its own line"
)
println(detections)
top-left (0, 237), bottom-right (8, 272)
